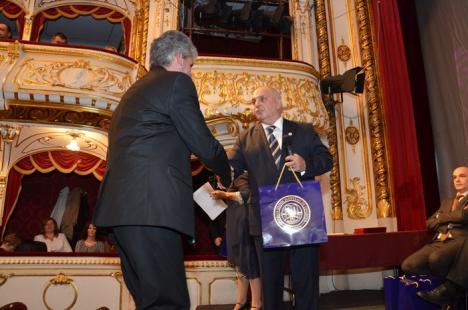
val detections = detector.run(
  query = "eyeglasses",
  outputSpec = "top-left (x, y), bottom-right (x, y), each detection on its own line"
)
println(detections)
top-left (251, 95), bottom-right (268, 104)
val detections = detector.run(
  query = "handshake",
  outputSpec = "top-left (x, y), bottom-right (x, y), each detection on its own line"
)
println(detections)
top-left (211, 166), bottom-right (235, 190)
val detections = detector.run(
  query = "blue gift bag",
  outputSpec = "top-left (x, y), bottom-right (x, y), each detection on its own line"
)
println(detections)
top-left (384, 275), bottom-right (440, 310)
top-left (258, 166), bottom-right (327, 248)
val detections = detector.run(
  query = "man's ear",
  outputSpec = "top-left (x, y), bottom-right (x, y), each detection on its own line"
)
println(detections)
top-left (174, 52), bottom-right (183, 68)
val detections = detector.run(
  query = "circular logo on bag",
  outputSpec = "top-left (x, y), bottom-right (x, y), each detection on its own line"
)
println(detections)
top-left (273, 195), bottom-right (311, 233)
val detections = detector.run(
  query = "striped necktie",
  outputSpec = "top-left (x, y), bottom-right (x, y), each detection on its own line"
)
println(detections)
top-left (266, 125), bottom-right (281, 169)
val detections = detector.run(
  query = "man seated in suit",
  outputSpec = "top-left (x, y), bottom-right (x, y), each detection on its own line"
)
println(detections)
top-left (401, 166), bottom-right (468, 278)
top-left (417, 235), bottom-right (468, 306)
top-left (229, 86), bottom-right (333, 309)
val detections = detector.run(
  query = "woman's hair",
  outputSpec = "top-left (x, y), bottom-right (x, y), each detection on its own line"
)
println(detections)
top-left (41, 217), bottom-right (59, 237)
top-left (2, 233), bottom-right (21, 249)
top-left (80, 221), bottom-right (102, 240)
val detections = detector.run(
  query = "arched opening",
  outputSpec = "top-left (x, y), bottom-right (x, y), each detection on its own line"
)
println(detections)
top-left (2, 151), bottom-right (106, 248)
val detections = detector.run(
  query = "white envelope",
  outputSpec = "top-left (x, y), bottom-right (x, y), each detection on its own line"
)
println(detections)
top-left (193, 182), bottom-right (228, 220)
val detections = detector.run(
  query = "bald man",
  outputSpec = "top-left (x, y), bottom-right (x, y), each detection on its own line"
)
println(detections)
top-left (402, 166), bottom-right (468, 278)
top-left (229, 86), bottom-right (333, 310)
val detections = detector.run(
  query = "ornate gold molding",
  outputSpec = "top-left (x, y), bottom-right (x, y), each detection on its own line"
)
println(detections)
top-left (355, 0), bottom-right (392, 217)
top-left (16, 59), bottom-right (131, 97)
top-left (129, 0), bottom-right (149, 65)
top-left (314, 0), bottom-right (343, 220)
top-left (0, 272), bottom-right (11, 286)
top-left (0, 124), bottom-right (20, 143)
top-left (0, 104), bottom-right (111, 131)
top-left (43, 274), bottom-right (83, 310)
top-left (192, 71), bottom-right (328, 135)
top-left (345, 177), bottom-right (370, 219)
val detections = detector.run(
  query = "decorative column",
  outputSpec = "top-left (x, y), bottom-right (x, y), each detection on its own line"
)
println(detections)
top-left (314, 0), bottom-right (343, 225)
top-left (290, 0), bottom-right (314, 64)
top-left (0, 124), bottom-right (20, 220)
top-left (145, 0), bottom-right (180, 67)
top-left (21, 14), bottom-right (33, 41)
top-left (354, 0), bottom-right (392, 219)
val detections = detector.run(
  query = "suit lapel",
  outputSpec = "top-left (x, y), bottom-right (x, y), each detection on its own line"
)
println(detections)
top-left (280, 119), bottom-right (298, 165)
top-left (253, 122), bottom-right (277, 171)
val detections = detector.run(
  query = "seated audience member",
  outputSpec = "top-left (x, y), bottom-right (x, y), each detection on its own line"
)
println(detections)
top-left (75, 222), bottom-right (106, 253)
top-left (209, 209), bottom-right (225, 253)
top-left (0, 233), bottom-right (21, 252)
top-left (0, 22), bottom-right (12, 39)
top-left (34, 217), bottom-right (72, 252)
top-left (417, 236), bottom-right (468, 306)
top-left (50, 32), bottom-right (68, 44)
top-left (211, 172), bottom-right (262, 310)
top-left (16, 240), bottom-right (47, 252)
top-left (401, 166), bottom-right (468, 277)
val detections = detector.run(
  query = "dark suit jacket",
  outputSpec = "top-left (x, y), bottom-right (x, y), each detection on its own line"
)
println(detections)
top-left (229, 119), bottom-right (333, 235)
top-left (427, 195), bottom-right (468, 239)
top-left (94, 66), bottom-right (230, 238)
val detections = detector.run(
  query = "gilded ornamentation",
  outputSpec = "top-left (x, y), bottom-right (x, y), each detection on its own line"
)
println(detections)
top-left (192, 71), bottom-right (328, 134)
top-left (17, 59), bottom-right (131, 96)
top-left (377, 198), bottom-right (391, 218)
top-left (345, 120), bottom-right (360, 152)
top-left (0, 105), bottom-right (111, 131)
top-left (0, 124), bottom-right (20, 143)
top-left (314, 0), bottom-right (343, 220)
top-left (22, 14), bottom-right (33, 41)
top-left (0, 257), bottom-right (121, 265)
top-left (129, 0), bottom-right (149, 65)
top-left (0, 176), bottom-right (6, 200)
top-left (355, 0), bottom-right (393, 217)
top-left (7, 40), bottom-right (21, 64)
top-left (345, 177), bottom-right (370, 219)
top-left (0, 272), bottom-right (11, 286)
top-left (43, 273), bottom-right (78, 310)
top-left (337, 44), bottom-right (351, 62)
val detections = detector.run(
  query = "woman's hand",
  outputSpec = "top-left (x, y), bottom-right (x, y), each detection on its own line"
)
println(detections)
top-left (211, 190), bottom-right (229, 200)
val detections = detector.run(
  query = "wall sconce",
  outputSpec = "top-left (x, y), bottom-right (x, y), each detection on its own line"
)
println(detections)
top-left (66, 132), bottom-right (81, 152)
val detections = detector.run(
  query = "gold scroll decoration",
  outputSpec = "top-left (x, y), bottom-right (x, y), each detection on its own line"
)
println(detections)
top-left (345, 177), bottom-right (371, 219)
top-left (314, 0), bottom-right (343, 220)
top-left (42, 273), bottom-right (78, 310)
top-left (355, 0), bottom-right (392, 218)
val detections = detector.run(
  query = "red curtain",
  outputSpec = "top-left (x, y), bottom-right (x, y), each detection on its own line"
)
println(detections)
top-left (1, 151), bottom-right (106, 236)
top-left (30, 5), bottom-right (131, 53)
top-left (0, 0), bottom-right (25, 37)
top-left (370, 0), bottom-right (426, 230)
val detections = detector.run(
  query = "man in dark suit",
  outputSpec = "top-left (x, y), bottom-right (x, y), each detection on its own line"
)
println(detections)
top-left (94, 31), bottom-right (231, 309)
top-left (229, 86), bottom-right (333, 310)
top-left (416, 166), bottom-right (468, 307)
top-left (401, 166), bottom-right (468, 278)
top-left (417, 235), bottom-right (468, 306)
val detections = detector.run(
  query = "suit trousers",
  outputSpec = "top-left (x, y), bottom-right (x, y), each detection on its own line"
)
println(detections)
top-left (401, 238), bottom-right (463, 278)
top-left (447, 237), bottom-right (468, 289)
top-left (255, 239), bottom-right (320, 310)
top-left (112, 226), bottom-right (190, 310)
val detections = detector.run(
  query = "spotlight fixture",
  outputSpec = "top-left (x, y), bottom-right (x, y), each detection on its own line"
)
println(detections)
top-left (320, 67), bottom-right (365, 96)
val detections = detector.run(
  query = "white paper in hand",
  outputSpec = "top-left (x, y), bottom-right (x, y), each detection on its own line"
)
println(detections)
top-left (193, 182), bottom-right (228, 220)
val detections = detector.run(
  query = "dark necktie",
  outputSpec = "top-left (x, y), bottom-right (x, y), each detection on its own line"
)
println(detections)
top-left (266, 125), bottom-right (281, 168)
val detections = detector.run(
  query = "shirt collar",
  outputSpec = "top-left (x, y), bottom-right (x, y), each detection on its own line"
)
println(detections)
top-left (261, 117), bottom-right (283, 132)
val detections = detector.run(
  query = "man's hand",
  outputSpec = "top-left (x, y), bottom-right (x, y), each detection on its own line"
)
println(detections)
top-left (215, 175), bottom-right (227, 190)
top-left (285, 153), bottom-right (306, 172)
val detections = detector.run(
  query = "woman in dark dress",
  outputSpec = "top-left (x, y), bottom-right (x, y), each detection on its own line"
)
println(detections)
top-left (211, 172), bottom-right (261, 309)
